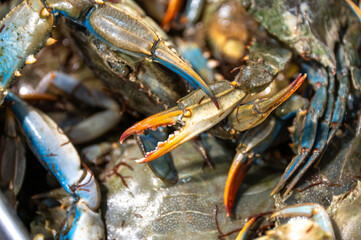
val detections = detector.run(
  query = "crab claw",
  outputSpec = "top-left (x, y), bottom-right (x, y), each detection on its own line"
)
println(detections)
top-left (228, 73), bottom-right (307, 132)
top-left (224, 116), bottom-right (282, 216)
top-left (223, 74), bottom-right (306, 215)
top-left (120, 74), bottom-right (306, 164)
top-left (120, 80), bottom-right (247, 163)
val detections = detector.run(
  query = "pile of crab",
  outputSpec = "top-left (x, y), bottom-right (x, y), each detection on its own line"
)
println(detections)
top-left (1, 0), bottom-right (361, 239)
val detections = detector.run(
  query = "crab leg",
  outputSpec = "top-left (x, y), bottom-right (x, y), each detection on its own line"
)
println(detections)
top-left (181, 0), bottom-right (206, 26)
top-left (0, 109), bottom-right (26, 201)
top-left (177, 39), bottom-right (214, 84)
top-left (327, 66), bottom-right (349, 143)
top-left (225, 94), bottom-right (309, 215)
top-left (0, 0), bottom-right (53, 92)
top-left (224, 117), bottom-right (283, 216)
top-left (228, 74), bottom-right (306, 132)
top-left (4, 92), bottom-right (103, 239)
top-left (120, 74), bottom-right (306, 163)
top-left (0, 190), bottom-right (30, 240)
top-left (272, 47), bottom-right (350, 195)
top-left (235, 217), bottom-right (258, 240)
top-left (121, 80), bottom-right (243, 162)
top-left (282, 71), bottom-right (335, 195)
top-left (161, 0), bottom-right (184, 30)
top-left (35, 72), bottom-right (122, 144)
top-left (272, 67), bottom-right (328, 195)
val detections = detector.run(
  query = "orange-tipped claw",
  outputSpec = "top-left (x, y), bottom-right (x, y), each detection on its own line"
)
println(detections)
top-left (224, 155), bottom-right (253, 216)
top-left (257, 73), bottom-right (307, 113)
top-left (119, 107), bottom-right (182, 144)
top-left (120, 74), bottom-right (305, 165)
top-left (224, 74), bottom-right (306, 215)
top-left (229, 73), bottom-right (307, 132)
top-left (120, 104), bottom-right (200, 163)
top-left (120, 80), bottom-right (247, 163)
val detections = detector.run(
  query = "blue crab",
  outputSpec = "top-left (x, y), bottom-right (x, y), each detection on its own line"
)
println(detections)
top-left (120, 0), bottom-right (361, 216)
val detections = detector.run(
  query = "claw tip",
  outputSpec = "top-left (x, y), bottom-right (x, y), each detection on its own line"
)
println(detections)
top-left (135, 158), bottom-right (146, 163)
top-left (225, 205), bottom-right (232, 217)
top-left (119, 133), bottom-right (129, 144)
top-left (270, 188), bottom-right (278, 196)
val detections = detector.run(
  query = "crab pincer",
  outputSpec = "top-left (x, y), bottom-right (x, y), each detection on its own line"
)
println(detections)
top-left (120, 74), bottom-right (306, 165)
top-left (120, 79), bottom-right (241, 162)
top-left (224, 74), bottom-right (306, 216)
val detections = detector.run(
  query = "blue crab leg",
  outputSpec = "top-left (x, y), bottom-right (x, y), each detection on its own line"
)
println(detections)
top-left (4, 92), bottom-right (101, 211)
top-left (82, 142), bottom-right (117, 166)
top-left (270, 203), bottom-right (335, 238)
top-left (271, 67), bottom-right (328, 195)
top-left (327, 46), bottom-right (350, 143)
top-left (327, 69), bottom-right (349, 144)
top-left (161, 0), bottom-right (184, 30)
top-left (120, 74), bottom-right (305, 163)
top-left (225, 94), bottom-right (308, 215)
top-left (60, 201), bottom-right (104, 240)
top-left (224, 116), bottom-right (282, 216)
top-left (135, 129), bottom-right (178, 184)
top-left (0, 0), bottom-right (53, 91)
top-left (228, 74), bottom-right (307, 132)
top-left (0, 0), bottom-right (218, 109)
top-left (120, 80), bottom-right (243, 162)
top-left (283, 71), bottom-right (335, 195)
top-left (36, 72), bottom-right (122, 144)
